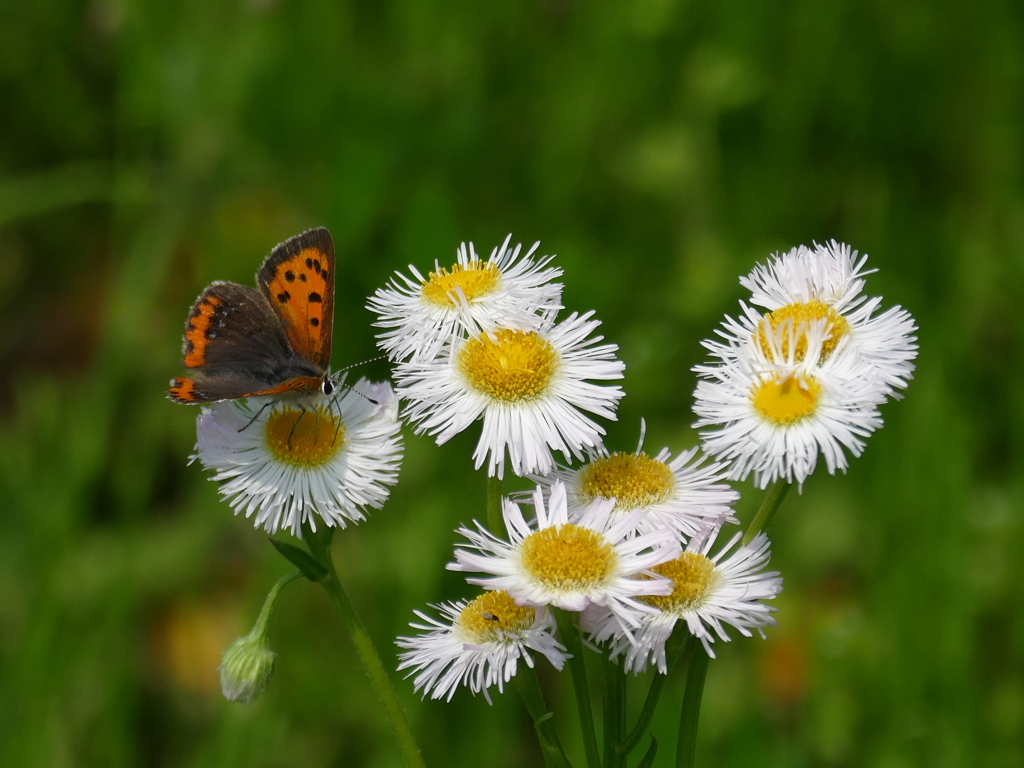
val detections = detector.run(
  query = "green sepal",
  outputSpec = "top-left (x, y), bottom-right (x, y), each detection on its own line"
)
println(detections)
top-left (219, 633), bottom-right (276, 704)
top-left (636, 736), bottom-right (658, 768)
top-left (269, 539), bottom-right (327, 581)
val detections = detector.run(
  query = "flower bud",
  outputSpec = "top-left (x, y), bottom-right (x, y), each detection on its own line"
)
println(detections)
top-left (217, 571), bottom-right (301, 704)
top-left (219, 632), bottom-right (276, 704)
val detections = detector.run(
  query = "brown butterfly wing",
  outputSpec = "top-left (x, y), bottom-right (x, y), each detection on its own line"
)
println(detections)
top-left (168, 281), bottom-right (323, 403)
top-left (180, 282), bottom-right (292, 370)
top-left (168, 373), bottom-right (324, 403)
top-left (257, 228), bottom-right (335, 371)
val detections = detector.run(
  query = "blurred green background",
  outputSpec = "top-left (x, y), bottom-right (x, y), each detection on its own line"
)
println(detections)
top-left (1, 1), bottom-right (1021, 766)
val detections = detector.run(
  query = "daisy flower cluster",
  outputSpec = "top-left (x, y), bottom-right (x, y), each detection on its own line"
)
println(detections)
top-left (396, 446), bottom-right (782, 697)
top-left (390, 241), bottom-right (788, 701)
top-left (368, 236), bottom-right (625, 479)
top-left (537, 423), bottom-right (782, 671)
top-left (693, 241), bottom-right (918, 488)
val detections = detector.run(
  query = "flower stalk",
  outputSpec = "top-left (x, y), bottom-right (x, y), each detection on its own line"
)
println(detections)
top-left (673, 479), bottom-right (791, 766)
top-left (515, 665), bottom-right (575, 768)
top-left (487, 475), bottom-right (504, 537)
top-left (602, 658), bottom-right (625, 768)
top-left (552, 608), bottom-right (600, 768)
top-left (743, 478), bottom-right (790, 544)
top-left (674, 642), bottom-right (710, 768)
top-left (299, 524), bottom-right (426, 768)
top-left (617, 632), bottom-right (692, 758)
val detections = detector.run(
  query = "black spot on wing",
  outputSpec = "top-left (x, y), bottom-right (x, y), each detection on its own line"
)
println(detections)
top-left (310, 317), bottom-right (320, 327)
top-left (308, 292), bottom-right (322, 303)
top-left (277, 291), bottom-right (290, 303)
top-left (285, 270), bottom-right (295, 282)
top-left (254, 228), bottom-right (335, 370)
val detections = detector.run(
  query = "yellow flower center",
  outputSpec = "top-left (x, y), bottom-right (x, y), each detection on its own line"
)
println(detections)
top-left (640, 553), bottom-right (720, 612)
top-left (456, 591), bottom-right (536, 643)
top-left (520, 524), bottom-right (617, 592)
top-left (755, 300), bottom-right (850, 363)
top-left (264, 406), bottom-right (345, 467)
top-left (421, 261), bottom-right (501, 308)
top-left (577, 452), bottom-right (675, 511)
top-left (751, 373), bottom-right (822, 425)
top-left (458, 329), bottom-right (558, 402)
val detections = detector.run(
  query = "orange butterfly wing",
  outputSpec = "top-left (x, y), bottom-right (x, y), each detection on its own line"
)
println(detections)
top-left (257, 228), bottom-right (335, 371)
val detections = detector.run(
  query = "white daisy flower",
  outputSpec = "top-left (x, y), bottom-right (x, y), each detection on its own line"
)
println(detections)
top-left (367, 235), bottom-right (563, 362)
top-left (395, 312), bottom-right (625, 478)
top-left (737, 240), bottom-right (918, 397)
top-left (588, 527), bottom-right (782, 673)
top-left (193, 378), bottom-right (403, 536)
top-left (531, 421), bottom-right (739, 539)
top-left (448, 482), bottom-right (681, 635)
top-left (396, 590), bottom-right (568, 703)
top-left (693, 316), bottom-right (888, 488)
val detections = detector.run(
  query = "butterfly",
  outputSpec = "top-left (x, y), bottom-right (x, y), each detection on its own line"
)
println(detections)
top-left (168, 228), bottom-right (337, 404)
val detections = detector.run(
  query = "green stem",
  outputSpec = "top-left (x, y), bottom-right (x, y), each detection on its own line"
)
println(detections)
top-left (668, 481), bottom-right (791, 767)
top-left (516, 665), bottom-right (575, 768)
top-left (486, 475), bottom-right (504, 535)
top-left (675, 644), bottom-right (710, 768)
top-left (742, 478), bottom-right (790, 544)
top-left (553, 608), bottom-right (600, 768)
top-left (617, 634), bottom-right (692, 757)
top-left (303, 525), bottom-right (426, 768)
top-left (602, 658), bottom-right (625, 768)
top-left (496, 475), bottom-right (571, 768)
top-left (251, 570), bottom-right (303, 637)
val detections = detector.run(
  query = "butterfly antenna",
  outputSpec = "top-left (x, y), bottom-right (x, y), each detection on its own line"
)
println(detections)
top-left (325, 368), bottom-right (381, 407)
top-left (334, 355), bottom-right (388, 374)
top-left (341, 385), bottom-right (379, 406)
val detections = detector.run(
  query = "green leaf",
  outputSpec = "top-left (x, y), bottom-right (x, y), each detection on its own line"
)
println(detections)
top-left (269, 539), bottom-right (327, 581)
top-left (635, 736), bottom-right (657, 768)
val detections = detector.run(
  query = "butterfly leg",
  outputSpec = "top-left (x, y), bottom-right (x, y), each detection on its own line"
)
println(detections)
top-left (287, 406), bottom-right (307, 449)
top-left (327, 391), bottom-right (345, 447)
top-left (238, 401), bottom-right (273, 433)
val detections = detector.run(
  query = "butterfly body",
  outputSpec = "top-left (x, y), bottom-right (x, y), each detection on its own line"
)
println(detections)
top-left (169, 228), bottom-right (337, 404)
